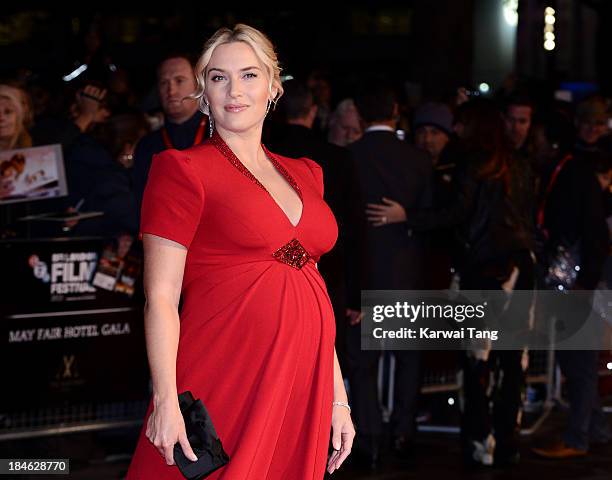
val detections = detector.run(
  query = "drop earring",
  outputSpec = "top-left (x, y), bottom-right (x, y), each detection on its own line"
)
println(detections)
top-left (265, 99), bottom-right (272, 117)
top-left (206, 102), bottom-right (214, 136)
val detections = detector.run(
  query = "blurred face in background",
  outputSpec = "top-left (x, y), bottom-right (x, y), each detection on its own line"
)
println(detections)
top-left (596, 169), bottom-right (612, 191)
top-left (0, 97), bottom-right (18, 142)
top-left (328, 108), bottom-right (362, 147)
top-left (577, 117), bottom-right (608, 146)
top-left (158, 57), bottom-right (198, 123)
top-left (307, 74), bottom-right (331, 108)
top-left (504, 104), bottom-right (532, 150)
top-left (414, 125), bottom-right (450, 164)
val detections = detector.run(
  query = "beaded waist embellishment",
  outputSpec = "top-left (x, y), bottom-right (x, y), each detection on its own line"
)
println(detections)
top-left (272, 238), bottom-right (311, 270)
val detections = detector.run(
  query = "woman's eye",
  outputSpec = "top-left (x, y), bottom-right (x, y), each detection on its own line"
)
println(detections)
top-left (211, 75), bottom-right (225, 82)
top-left (244, 72), bottom-right (257, 79)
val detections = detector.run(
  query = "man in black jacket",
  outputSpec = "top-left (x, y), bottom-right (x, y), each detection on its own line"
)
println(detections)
top-left (131, 54), bottom-right (208, 213)
top-left (531, 111), bottom-right (611, 458)
top-left (347, 87), bottom-right (433, 468)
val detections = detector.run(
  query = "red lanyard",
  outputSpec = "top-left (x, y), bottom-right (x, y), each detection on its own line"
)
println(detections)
top-left (161, 117), bottom-right (207, 149)
top-left (536, 154), bottom-right (572, 228)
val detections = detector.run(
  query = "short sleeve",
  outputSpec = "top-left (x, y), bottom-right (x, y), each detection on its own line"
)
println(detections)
top-left (138, 149), bottom-right (205, 249)
top-left (302, 157), bottom-right (324, 198)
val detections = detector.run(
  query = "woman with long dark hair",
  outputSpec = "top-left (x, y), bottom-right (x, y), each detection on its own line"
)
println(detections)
top-left (392, 99), bottom-right (536, 467)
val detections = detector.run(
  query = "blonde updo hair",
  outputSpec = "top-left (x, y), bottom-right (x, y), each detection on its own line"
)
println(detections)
top-left (192, 24), bottom-right (284, 115)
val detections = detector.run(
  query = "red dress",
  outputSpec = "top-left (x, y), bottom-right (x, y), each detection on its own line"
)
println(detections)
top-left (126, 132), bottom-right (338, 479)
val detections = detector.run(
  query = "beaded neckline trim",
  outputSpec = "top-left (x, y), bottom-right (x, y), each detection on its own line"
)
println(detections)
top-left (210, 131), bottom-right (303, 200)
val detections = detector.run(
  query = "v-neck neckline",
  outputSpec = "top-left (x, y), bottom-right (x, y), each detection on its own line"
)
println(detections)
top-left (210, 131), bottom-right (304, 228)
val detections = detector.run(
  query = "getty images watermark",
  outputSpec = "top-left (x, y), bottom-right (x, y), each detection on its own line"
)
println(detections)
top-left (361, 290), bottom-right (612, 351)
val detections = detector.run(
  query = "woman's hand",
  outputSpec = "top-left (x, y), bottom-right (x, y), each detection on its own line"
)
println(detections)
top-left (327, 405), bottom-right (356, 474)
top-left (365, 197), bottom-right (406, 226)
top-left (145, 399), bottom-right (198, 465)
top-left (72, 85), bottom-right (110, 132)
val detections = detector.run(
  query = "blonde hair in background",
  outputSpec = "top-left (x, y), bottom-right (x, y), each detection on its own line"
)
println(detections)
top-left (192, 24), bottom-right (284, 115)
top-left (0, 84), bottom-right (32, 150)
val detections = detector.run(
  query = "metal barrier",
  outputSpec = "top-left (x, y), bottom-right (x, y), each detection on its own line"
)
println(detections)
top-left (0, 400), bottom-right (148, 441)
top-left (376, 345), bottom-right (561, 436)
top-left (376, 346), bottom-right (610, 436)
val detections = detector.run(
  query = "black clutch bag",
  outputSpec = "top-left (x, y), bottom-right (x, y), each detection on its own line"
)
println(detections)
top-left (173, 391), bottom-right (230, 479)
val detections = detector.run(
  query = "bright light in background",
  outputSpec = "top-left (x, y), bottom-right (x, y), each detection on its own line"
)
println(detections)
top-left (479, 82), bottom-right (490, 94)
top-left (543, 6), bottom-right (556, 51)
top-left (503, 0), bottom-right (519, 27)
top-left (607, 362), bottom-right (612, 371)
top-left (280, 75), bottom-right (294, 82)
top-left (448, 397), bottom-right (455, 406)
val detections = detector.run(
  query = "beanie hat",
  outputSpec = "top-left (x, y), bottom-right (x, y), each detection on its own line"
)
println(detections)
top-left (413, 102), bottom-right (453, 135)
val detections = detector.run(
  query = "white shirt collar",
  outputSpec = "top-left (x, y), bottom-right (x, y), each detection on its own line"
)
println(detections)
top-left (364, 125), bottom-right (395, 133)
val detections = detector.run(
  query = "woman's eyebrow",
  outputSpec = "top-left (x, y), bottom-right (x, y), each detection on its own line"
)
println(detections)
top-left (208, 66), bottom-right (261, 74)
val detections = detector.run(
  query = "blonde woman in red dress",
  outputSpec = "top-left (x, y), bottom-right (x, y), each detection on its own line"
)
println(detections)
top-left (126, 24), bottom-right (355, 479)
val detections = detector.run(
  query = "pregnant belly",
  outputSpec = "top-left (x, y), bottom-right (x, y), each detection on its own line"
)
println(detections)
top-left (175, 262), bottom-right (335, 381)
top-left (172, 264), bottom-right (336, 420)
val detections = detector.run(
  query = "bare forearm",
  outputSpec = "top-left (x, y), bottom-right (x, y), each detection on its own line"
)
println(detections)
top-left (333, 347), bottom-right (348, 403)
top-left (144, 299), bottom-right (181, 406)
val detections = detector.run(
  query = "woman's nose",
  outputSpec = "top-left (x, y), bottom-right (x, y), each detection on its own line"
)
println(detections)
top-left (228, 79), bottom-right (243, 98)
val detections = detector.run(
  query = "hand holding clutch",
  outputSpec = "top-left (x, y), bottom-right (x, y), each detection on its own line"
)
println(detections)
top-left (173, 391), bottom-right (230, 479)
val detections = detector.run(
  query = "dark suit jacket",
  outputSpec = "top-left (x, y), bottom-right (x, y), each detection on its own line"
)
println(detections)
top-left (268, 124), bottom-right (354, 230)
top-left (349, 129), bottom-right (433, 290)
top-left (66, 134), bottom-right (138, 237)
top-left (269, 123), bottom-right (362, 309)
top-left (131, 111), bottom-right (207, 214)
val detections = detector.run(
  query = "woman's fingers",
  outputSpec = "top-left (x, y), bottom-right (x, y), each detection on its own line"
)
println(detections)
top-left (327, 450), bottom-right (341, 473)
top-left (82, 85), bottom-right (107, 101)
top-left (330, 437), bottom-right (354, 472)
top-left (146, 409), bottom-right (189, 465)
top-left (328, 416), bottom-right (356, 473)
top-left (333, 433), bottom-right (355, 470)
top-left (365, 210), bottom-right (390, 218)
top-left (381, 196), bottom-right (399, 205)
top-left (145, 414), bottom-right (153, 439)
top-left (365, 211), bottom-right (387, 218)
top-left (163, 443), bottom-right (176, 465)
top-left (366, 204), bottom-right (393, 226)
top-left (178, 430), bottom-right (198, 462)
top-left (328, 419), bottom-right (343, 473)
top-left (331, 421), bottom-right (343, 451)
top-left (368, 218), bottom-right (387, 227)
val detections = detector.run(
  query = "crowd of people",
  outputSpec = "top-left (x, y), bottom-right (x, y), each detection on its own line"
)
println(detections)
top-left (1, 42), bottom-right (611, 473)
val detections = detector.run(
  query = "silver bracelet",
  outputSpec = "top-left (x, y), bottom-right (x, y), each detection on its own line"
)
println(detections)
top-left (332, 401), bottom-right (351, 413)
